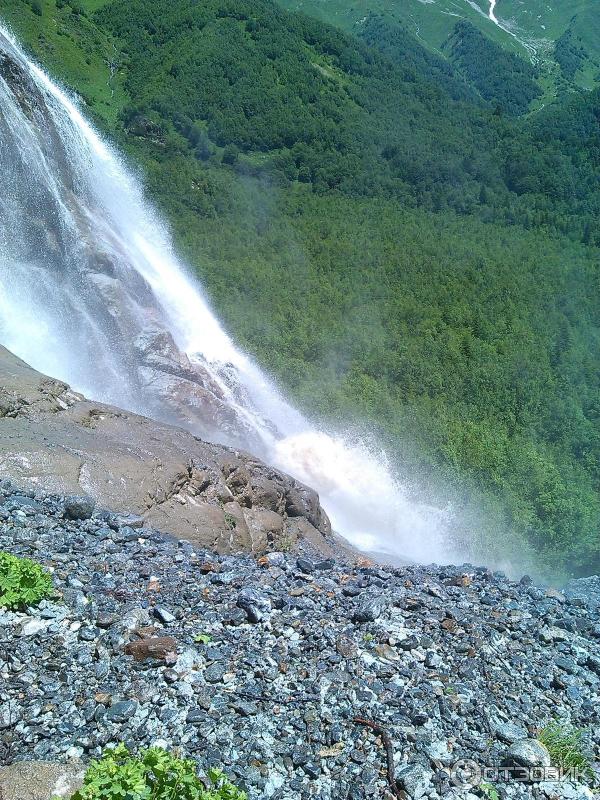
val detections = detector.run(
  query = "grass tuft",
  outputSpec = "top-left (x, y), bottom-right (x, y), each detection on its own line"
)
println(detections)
top-left (539, 721), bottom-right (595, 783)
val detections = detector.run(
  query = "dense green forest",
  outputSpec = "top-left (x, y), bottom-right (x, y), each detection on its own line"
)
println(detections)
top-left (444, 20), bottom-right (541, 116)
top-left (92, 0), bottom-right (600, 241)
top-left (358, 14), bottom-right (478, 104)
top-left (2, 0), bottom-right (600, 577)
top-left (554, 27), bottom-right (589, 82)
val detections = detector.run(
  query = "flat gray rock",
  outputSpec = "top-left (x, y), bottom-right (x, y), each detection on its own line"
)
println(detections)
top-left (503, 738), bottom-right (552, 769)
top-left (0, 760), bottom-right (85, 800)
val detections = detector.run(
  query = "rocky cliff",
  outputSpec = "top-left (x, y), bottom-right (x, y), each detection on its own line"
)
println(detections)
top-left (0, 345), bottom-right (337, 557)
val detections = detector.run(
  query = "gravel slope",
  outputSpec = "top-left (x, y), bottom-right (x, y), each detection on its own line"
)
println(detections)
top-left (0, 482), bottom-right (598, 799)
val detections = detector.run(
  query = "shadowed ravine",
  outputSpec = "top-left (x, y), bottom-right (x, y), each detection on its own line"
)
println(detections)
top-left (0, 25), bottom-right (455, 565)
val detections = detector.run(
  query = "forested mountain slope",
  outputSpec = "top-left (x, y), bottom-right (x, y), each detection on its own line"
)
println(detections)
top-left (443, 20), bottom-right (542, 116)
top-left (2, 0), bottom-right (600, 577)
top-left (278, 0), bottom-right (600, 101)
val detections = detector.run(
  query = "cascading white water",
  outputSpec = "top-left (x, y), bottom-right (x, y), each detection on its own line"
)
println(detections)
top-left (0, 25), bottom-right (458, 564)
top-left (485, 0), bottom-right (538, 60)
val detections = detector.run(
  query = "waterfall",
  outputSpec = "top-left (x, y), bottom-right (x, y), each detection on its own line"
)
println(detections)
top-left (488, 0), bottom-right (499, 25)
top-left (485, 0), bottom-right (539, 60)
top-left (0, 25), bottom-right (456, 564)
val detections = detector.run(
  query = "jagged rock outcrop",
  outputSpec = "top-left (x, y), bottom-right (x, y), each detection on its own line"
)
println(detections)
top-left (0, 345), bottom-right (337, 556)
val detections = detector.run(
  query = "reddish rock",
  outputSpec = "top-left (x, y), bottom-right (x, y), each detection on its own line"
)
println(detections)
top-left (123, 636), bottom-right (177, 661)
top-left (445, 575), bottom-right (472, 588)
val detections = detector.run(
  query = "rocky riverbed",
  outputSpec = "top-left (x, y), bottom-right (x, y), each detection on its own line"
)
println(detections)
top-left (0, 482), bottom-right (598, 800)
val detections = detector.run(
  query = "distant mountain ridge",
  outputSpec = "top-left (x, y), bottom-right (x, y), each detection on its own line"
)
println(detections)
top-left (277, 0), bottom-right (600, 107)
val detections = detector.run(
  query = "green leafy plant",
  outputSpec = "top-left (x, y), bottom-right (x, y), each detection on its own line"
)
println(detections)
top-left (276, 534), bottom-right (294, 553)
top-left (223, 512), bottom-right (237, 530)
top-left (194, 633), bottom-right (213, 645)
top-left (67, 744), bottom-right (247, 800)
top-left (479, 782), bottom-right (499, 800)
top-left (539, 722), bottom-right (595, 782)
top-left (0, 552), bottom-right (53, 610)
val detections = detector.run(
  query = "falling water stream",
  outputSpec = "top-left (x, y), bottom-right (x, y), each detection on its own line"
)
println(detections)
top-left (488, 0), bottom-right (499, 25)
top-left (485, 0), bottom-right (538, 60)
top-left (0, 25), bottom-right (456, 564)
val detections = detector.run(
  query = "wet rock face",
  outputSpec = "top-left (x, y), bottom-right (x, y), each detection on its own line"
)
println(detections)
top-left (0, 47), bottom-right (74, 261)
top-left (0, 50), bottom-right (33, 111)
top-left (133, 326), bottom-right (266, 451)
top-left (0, 345), bottom-right (337, 557)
